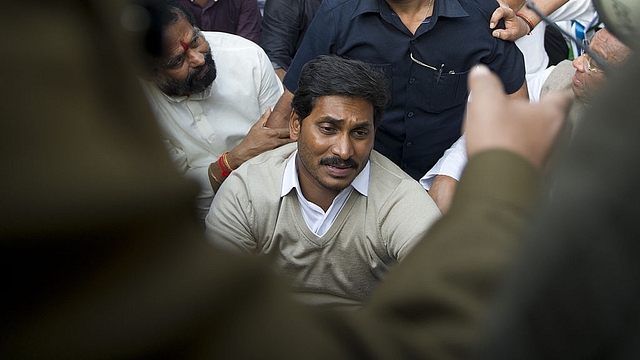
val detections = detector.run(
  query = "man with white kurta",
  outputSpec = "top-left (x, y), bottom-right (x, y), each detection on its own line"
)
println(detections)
top-left (139, 1), bottom-right (291, 219)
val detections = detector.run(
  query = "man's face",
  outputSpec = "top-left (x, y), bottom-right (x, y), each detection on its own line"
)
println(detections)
top-left (291, 95), bottom-right (375, 203)
top-left (153, 14), bottom-right (216, 96)
top-left (571, 30), bottom-right (612, 103)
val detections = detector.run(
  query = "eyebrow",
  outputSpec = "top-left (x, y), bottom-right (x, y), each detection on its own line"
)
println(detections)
top-left (318, 116), bottom-right (373, 129)
top-left (161, 28), bottom-right (200, 69)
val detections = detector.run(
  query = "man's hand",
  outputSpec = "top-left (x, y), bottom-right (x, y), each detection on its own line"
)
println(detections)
top-left (489, 0), bottom-right (529, 41)
top-left (226, 107), bottom-right (293, 169)
top-left (464, 65), bottom-right (572, 169)
top-left (428, 175), bottom-right (458, 214)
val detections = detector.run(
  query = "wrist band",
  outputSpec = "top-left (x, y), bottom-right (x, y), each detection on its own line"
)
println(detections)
top-left (209, 163), bottom-right (222, 185)
top-left (516, 12), bottom-right (535, 35)
top-left (222, 151), bottom-right (234, 173)
top-left (218, 153), bottom-right (232, 177)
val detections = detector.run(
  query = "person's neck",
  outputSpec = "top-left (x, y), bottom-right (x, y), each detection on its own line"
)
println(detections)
top-left (194, 0), bottom-right (208, 7)
top-left (386, 0), bottom-right (434, 34)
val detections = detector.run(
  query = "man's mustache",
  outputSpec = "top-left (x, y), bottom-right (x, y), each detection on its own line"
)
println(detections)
top-left (319, 157), bottom-right (358, 168)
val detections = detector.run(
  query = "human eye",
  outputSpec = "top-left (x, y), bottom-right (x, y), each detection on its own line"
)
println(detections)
top-left (191, 36), bottom-right (201, 48)
top-left (163, 56), bottom-right (185, 70)
top-left (352, 129), bottom-right (370, 138)
top-left (318, 125), bottom-right (337, 134)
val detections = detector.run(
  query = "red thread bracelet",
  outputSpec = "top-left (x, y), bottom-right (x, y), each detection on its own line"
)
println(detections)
top-left (218, 154), bottom-right (231, 177)
top-left (516, 12), bottom-right (535, 34)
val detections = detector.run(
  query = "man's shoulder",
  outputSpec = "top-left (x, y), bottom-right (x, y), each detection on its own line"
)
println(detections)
top-left (453, 0), bottom-right (499, 18)
top-left (541, 60), bottom-right (574, 96)
top-left (369, 151), bottom-right (422, 190)
top-left (204, 31), bottom-right (264, 52)
top-left (367, 151), bottom-right (438, 216)
top-left (222, 144), bottom-right (296, 199)
top-left (242, 143), bottom-right (297, 169)
top-left (319, 0), bottom-right (367, 13)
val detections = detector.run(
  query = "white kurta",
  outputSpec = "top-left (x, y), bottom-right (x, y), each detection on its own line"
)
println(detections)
top-left (140, 32), bottom-right (283, 218)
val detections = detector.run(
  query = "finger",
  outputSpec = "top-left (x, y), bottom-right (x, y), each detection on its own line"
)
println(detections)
top-left (270, 127), bottom-right (291, 139)
top-left (467, 65), bottom-right (505, 106)
top-left (260, 106), bottom-right (272, 126)
top-left (491, 29), bottom-right (515, 40)
top-left (489, 7), bottom-right (505, 29)
top-left (462, 65), bottom-right (505, 134)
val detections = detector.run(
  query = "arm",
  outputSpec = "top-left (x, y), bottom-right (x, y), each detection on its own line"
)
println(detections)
top-left (260, 0), bottom-right (302, 72)
top-left (420, 136), bottom-right (468, 213)
top-left (208, 108), bottom-right (291, 192)
top-left (383, 179), bottom-right (441, 262)
top-left (161, 137), bottom-right (216, 217)
top-left (490, 0), bottom-right (570, 41)
top-left (507, 80), bottom-right (529, 101)
top-left (427, 175), bottom-right (459, 214)
top-left (205, 169), bottom-right (257, 254)
top-left (265, 88), bottom-right (295, 128)
top-left (235, 0), bottom-right (263, 44)
top-left (266, 0), bottom-right (335, 127)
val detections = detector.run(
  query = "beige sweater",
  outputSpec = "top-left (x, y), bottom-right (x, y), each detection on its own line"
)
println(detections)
top-left (206, 143), bottom-right (441, 307)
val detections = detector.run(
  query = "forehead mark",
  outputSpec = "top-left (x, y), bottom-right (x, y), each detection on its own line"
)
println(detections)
top-left (180, 40), bottom-right (189, 52)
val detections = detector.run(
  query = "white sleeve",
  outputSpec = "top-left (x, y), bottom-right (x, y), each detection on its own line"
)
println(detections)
top-left (548, 0), bottom-right (597, 24)
top-left (419, 135), bottom-right (467, 191)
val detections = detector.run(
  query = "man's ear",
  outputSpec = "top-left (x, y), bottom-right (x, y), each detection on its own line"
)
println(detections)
top-left (289, 111), bottom-right (301, 141)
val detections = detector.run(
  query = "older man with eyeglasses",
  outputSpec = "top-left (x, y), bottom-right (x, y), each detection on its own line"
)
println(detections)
top-left (533, 28), bottom-right (632, 128)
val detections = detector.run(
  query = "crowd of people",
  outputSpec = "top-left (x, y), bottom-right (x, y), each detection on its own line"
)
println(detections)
top-left (2, 0), bottom-right (639, 357)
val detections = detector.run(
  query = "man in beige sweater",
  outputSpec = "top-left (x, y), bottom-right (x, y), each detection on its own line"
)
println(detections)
top-left (205, 55), bottom-right (441, 308)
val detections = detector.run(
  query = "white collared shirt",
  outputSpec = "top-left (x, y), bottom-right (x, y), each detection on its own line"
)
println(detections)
top-left (281, 150), bottom-right (370, 236)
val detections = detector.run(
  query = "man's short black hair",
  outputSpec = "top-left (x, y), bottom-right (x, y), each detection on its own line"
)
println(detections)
top-left (291, 55), bottom-right (390, 127)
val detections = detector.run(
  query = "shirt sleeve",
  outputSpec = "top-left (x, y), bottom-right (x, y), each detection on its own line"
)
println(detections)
top-left (205, 170), bottom-right (257, 254)
top-left (162, 137), bottom-right (213, 219)
top-left (282, 0), bottom-right (336, 92)
top-left (256, 44), bottom-right (285, 110)
top-left (419, 135), bottom-right (468, 190)
top-left (382, 178), bottom-right (441, 262)
top-left (260, 0), bottom-right (301, 70)
top-left (235, 0), bottom-right (263, 44)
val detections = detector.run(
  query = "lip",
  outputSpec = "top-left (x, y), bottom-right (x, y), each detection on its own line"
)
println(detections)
top-left (572, 75), bottom-right (581, 85)
top-left (325, 165), bottom-right (354, 178)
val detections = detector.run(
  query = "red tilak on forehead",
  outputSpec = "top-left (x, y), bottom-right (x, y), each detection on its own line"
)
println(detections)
top-left (179, 40), bottom-right (189, 52)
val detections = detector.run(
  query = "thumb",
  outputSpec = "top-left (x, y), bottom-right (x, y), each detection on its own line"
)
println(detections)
top-left (462, 65), bottom-right (505, 135)
top-left (260, 106), bottom-right (272, 126)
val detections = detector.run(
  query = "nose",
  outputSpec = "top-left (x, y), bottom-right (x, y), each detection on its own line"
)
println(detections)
top-left (187, 49), bottom-right (205, 68)
top-left (331, 133), bottom-right (354, 160)
top-left (572, 54), bottom-right (585, 73)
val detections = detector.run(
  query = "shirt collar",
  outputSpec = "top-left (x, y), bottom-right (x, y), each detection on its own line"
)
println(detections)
top-left (281, 149), bottom-right (371, 197)
top-left (352, 0), bottom-right (468, 21)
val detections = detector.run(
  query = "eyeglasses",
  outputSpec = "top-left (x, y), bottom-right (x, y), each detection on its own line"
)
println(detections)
top-left (581, 39), bottom-right (605, 74)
